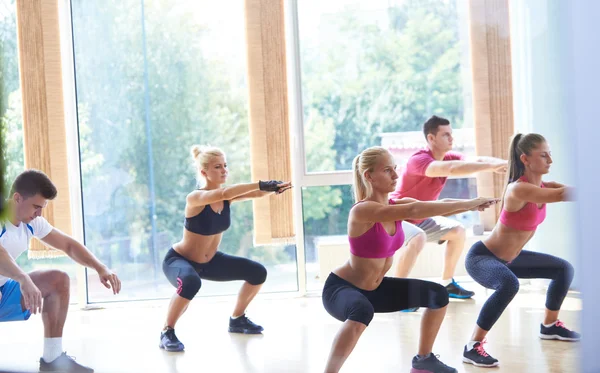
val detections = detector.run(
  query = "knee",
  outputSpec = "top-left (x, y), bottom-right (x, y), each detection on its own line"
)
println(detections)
top-left (499, 277), bottom-right (520, 299)
top-left (348, 301), bottom-right (374, 326)
top-left (426, 282), bottom-right (450, 309)
top-left (558, 260), bottom-right (575, 284)
top-left (449, 224), bottom-right (466, 241)
top-left (407, 232), bottom-right (426, 254)
top-left (48, 270), bottom-right (70, 294)
top-left (178, 273), bottom-right (201, 300)
top-left (248, 263), bottom-right (267, 285)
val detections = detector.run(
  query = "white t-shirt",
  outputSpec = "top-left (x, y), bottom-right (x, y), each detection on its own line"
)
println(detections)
top-left (0, 217), bottom-right (53, 287)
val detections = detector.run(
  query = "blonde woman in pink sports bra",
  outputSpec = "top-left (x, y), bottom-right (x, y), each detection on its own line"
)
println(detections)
top-left (321, 146), bottom-right (498, 373)
top-left (462, 133), bottom-right (580, 368)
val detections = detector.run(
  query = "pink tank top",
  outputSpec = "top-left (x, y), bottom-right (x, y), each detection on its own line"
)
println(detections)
top-left (499, 176), bottom-right (547, 231)
top-left (349, 199), bottom-right (406, 259)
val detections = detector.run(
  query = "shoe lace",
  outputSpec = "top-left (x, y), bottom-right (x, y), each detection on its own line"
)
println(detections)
top-left (431, 354), bottom-right (451, 368)
top-left (555, 320), bottom-right (569, 330)
top-left (475, 340), bottom-right (490, 357)
top-left (450, 279), bottom-right (465, 290)
top-left (243, 315), bottom-right (258, 325)
top-left (165, 328), bottom-right (179, 342)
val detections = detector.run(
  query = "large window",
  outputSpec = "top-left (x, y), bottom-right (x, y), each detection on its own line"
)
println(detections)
top-left (0, 0), bottom-right (78, 302)
top-left (70, 0), bottom-right (297, 302)
top-left (297, 0), bottom-right (478, 290)
top-left (298, 0), bottom-right (473, 173)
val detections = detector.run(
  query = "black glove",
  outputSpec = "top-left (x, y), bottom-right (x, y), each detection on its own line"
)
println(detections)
top-left (259, 180), bottom-right (283, 192)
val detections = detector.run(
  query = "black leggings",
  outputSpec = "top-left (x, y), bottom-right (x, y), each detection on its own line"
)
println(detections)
top-left (162, 248), bottom-right (267, 300)
top-left (465, 241), bottom-right (574, 331)
top-left (322, 273), bottom-right (449, 326)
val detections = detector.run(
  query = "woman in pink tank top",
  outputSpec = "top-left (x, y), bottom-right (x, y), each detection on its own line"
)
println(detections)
top-left (322, 146), bottom-right (497, 373)
top-left (461, 133), bottom-right (580, 368)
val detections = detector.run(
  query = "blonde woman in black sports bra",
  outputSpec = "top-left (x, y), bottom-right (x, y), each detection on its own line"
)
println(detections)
top-left (159, 145), bottom-right (291, 352)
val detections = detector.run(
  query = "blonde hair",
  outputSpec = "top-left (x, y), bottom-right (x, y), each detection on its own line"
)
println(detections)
top-left (190, 145), bottom-right (225, 180)
top-left (352, 146), bottom-right (390, 202)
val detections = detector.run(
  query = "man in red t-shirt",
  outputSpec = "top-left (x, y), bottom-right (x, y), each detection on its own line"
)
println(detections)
top-left (390, 115), bottom-right (506, 302)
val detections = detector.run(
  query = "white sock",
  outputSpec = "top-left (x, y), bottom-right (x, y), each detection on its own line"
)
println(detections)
top-left (231, 313), bottom-right (245, 320)
top-left (43, 337), bottom-right (63, 363)
top-left (467, 340), bottom-right (479, 350)
top-left (543, 321), bottom-right (557, 328)
top-left (441, 278), bottom-right (453, 287)
top-left (417, 353), bottom-right (431, 360)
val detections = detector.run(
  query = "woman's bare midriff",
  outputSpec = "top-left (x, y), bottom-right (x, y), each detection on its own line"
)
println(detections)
top-left (173, 203), bottom-right (225, 263)
top-left (333, 255), bottom-right (394, 291)
top-left (482, 223), bottom-right (536, 262)
top-left (173, 229), bottom-right (223, 264)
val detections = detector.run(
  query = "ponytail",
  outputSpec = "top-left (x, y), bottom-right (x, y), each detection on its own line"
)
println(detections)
top-left (501, 133), bottom-right (547, 208)
top-left (352, 154), bottom-right (367, 202)
top-left (507, 133), bottom-right (525, 183)
top-left (352, 147), bottom-right (389, 202)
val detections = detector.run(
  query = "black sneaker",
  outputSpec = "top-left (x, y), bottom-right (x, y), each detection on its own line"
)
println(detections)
top-left (159, 327), bottom-right (185, 352)
top-left (39, 352), bottom-right (94, 372)
top-left (540, 320), bottom-right (581, 341)
top-left (228, 314), bottom-right (264, 334)
top-left (462, 340), bottom-right (499, 367)
top-left (446, 279), bottom-right (475, 299)
top-left (410, 353), bottom-right (457, 373)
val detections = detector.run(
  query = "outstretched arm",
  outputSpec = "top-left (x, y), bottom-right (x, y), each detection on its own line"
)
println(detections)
top-left (231, 182), bottom-right (292, 203)
top-left (41, 229), bottom-right (121, 294)
top-left (425, 160), bottom-right (507, 178)
top-left (511, 183), bottom-right (573, 203)
top-left (351, 197), bottom-right (496, 223)
top-left (188, 180), bottom-right (289, 207)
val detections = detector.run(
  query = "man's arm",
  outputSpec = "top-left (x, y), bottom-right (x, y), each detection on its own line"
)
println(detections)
top-left (0, 245), bottom-right (42, 313)
top-left (0, 245), bottom-right (30, 281)
top-left (425, 159), bottom-right (507, 178)
top-left (471, 156), bottom-right (506, 164)
top-left (41, 229), bottom-right (121, 294)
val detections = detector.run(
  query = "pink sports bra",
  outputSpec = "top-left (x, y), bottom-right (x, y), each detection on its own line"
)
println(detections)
top-left (499, 176), bottom-right (547, 231)
top-left (349, 199), bottom-right (406, 259)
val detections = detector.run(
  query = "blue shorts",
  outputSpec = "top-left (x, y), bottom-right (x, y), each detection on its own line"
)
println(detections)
top-left (0, 279), bottom-right (32, 322)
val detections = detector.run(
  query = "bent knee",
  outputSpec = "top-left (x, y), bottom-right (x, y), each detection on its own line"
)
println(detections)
top-left (406, 232), bottom-right (426, 253)
top-left (347, 302), bottom-right (374, 326)
top-left (558, 260), bottom-right (575, 282)
top-left (248, 263), bottom-right (267, 285)
top-left (426, 282), bottom-right (450, 309)
top-left (498, 278), bottom-right (520, 298)
top-left (448, 224), bottom-right (466, 239)
top-left (48, 270), bottom-right (70, 293)
top-left (178, 273), bottom-right (201, 300)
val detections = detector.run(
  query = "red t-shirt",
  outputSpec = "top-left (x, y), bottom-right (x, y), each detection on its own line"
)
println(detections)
top-left (390, 149), bottom-right (464, 224)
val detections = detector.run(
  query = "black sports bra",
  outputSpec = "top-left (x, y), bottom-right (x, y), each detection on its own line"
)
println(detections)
top-left (184, 200), bottom-right (231, 235)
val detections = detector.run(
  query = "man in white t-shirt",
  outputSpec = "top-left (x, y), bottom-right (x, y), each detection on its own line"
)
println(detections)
top-left (0, 169), bottom-right (122, 373)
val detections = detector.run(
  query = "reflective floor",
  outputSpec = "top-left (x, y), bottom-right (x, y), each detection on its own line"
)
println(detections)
top-left (0, 282), bottom-right (581, 373)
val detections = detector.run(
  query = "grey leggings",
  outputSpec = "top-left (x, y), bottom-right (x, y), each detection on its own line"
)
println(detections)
top-left (465, 241), bottom-right (574, 331)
